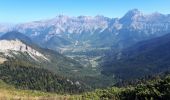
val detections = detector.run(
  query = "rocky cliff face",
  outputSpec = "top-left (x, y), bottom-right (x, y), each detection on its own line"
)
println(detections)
top-left (0, 39), bottom-right (48, 61)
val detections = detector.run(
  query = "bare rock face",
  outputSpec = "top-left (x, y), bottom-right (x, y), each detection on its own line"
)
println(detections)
top-left (0, 57), bottom-right (6, 64)
top-left (0, 39), bottom-right (48, 61)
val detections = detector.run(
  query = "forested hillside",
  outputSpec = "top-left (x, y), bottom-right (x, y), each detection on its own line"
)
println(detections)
top-left (82, 73), bottom-right (170, 100)
top-left (0, 61), bottom-right (88, 94)
top-left (102, 33), bottom-right (170, 80)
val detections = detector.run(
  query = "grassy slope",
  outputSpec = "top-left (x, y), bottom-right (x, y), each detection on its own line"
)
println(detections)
top-left (0, 80), bottom-right (81, 100)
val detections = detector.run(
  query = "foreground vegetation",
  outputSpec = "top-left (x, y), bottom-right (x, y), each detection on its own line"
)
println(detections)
top-left (0, 61), bottom-right (87, 94)
top-left (1, 73), bottom-right (170, 100)
top-left (0, 79), bottom-right (83, 100)
top-left (1, 60), bottom-right (170, 100)
top-left (82, 73), bottom-right (170, 100)
top-left (0, 65), bottom-right (170, 100)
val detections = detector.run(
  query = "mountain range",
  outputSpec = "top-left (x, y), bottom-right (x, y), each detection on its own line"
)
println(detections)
top-left (1, 9), bottom-right (170, 90)
top-left (1, 9), bottom-right (170, 69)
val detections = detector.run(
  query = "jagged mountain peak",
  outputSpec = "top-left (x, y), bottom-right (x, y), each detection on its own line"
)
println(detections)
top-left (1, 9), bottom-right (170, 54)
top-left (128, 9), bottom-right (141, 14)
top-left (123, 9), bottom-right (143, 18)
top-left (119, 9), bottom-right (145, 26)
top-left (145, 12), bottom-right (167, 22)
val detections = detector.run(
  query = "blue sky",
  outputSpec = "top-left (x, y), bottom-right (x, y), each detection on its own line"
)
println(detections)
top-left (0, 0), bottom-right (170, 23)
